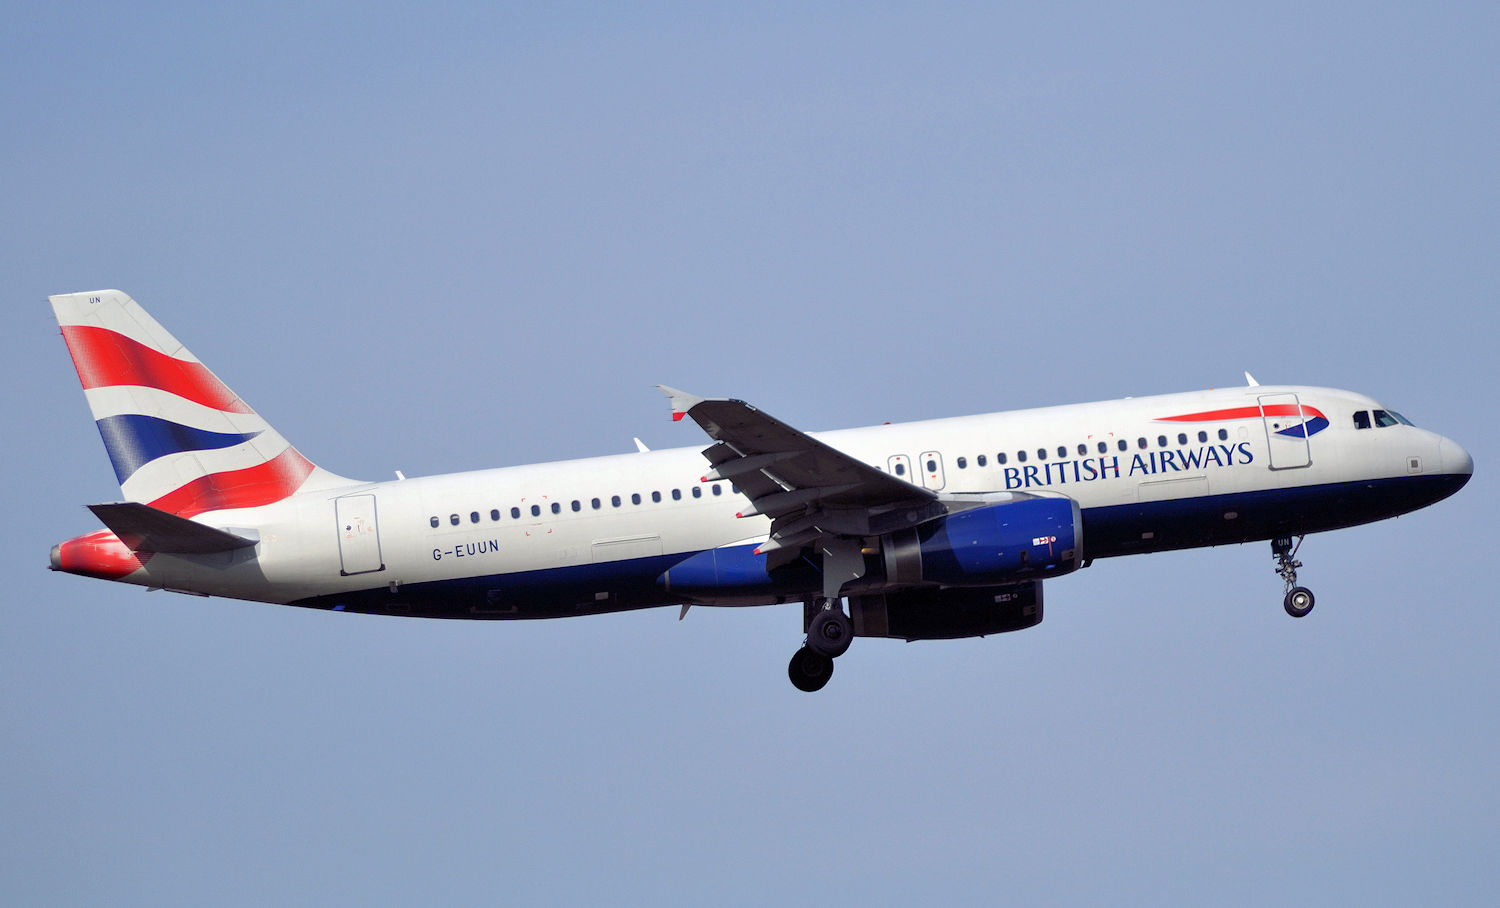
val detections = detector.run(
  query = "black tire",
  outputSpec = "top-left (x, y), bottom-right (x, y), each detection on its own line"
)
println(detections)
top-left (806, 608), bottom-right (853, 658)
top-left (788, 646), bottom-right (833, 692)
top-left (1284, 586), bottom-right (1315, 618)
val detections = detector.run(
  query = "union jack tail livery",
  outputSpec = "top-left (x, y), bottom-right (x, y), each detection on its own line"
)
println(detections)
top-left (49, 291), bottom-right (359, 581)
top-left (51, 290), bottom-right (349, 514)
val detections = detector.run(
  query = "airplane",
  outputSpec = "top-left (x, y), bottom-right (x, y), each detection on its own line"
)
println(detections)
top-left (47, 289), bottom-right (1473, 691)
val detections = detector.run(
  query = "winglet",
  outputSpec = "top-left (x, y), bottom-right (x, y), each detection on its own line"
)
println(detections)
top-left (656, 385), bottom-right (704, 422)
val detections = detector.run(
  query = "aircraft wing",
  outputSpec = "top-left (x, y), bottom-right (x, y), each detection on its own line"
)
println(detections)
top-left (658, 387), bottom-right (945, 564)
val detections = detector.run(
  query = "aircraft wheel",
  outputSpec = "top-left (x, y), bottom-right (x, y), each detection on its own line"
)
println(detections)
top-left (1284, 586), bottom-right (1315, 618)
top-left (788, 646), bottom-right (833, 692)
top-left (807, 607), bottom-right (853, 658)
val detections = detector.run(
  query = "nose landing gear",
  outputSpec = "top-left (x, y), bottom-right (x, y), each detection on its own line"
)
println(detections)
top-left (788, 598), bottom-right (852, 692)
top-left (1273, 535), bottom-right (1315, 618)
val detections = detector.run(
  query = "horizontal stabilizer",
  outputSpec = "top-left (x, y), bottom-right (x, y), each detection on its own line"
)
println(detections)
top-left (87, 501), bottom-right (258, 554)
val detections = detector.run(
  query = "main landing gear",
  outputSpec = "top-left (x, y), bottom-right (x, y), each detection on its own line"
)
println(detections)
top-left (1272, 535), bottom-right (1315, 618)
top-left (788, 598), bottom-right (852, 692)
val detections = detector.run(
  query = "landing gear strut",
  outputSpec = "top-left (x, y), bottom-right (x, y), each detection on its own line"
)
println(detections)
top-left (1272, 535), bottom-right (1315, 618)
top-left (788, 598), bottom-right (852, 692)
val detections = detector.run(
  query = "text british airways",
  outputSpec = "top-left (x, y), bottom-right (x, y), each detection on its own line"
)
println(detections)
top-left (1003, 443), bottom-right (1254, 490)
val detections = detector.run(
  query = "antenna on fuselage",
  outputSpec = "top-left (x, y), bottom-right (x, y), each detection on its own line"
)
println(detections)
top-left (1245, 372), bottom-right (1260, 387)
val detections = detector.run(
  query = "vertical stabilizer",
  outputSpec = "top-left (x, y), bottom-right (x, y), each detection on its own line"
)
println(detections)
top-left (50, 289), bottom-right (354, 516)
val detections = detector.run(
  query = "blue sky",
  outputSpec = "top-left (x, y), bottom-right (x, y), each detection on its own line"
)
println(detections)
top-left (4, 3), bottom-right (1496, 904)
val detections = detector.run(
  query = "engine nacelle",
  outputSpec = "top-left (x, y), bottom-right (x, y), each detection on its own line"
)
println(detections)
top-left (850, 582), bottom-right (1042, 640)
top-left (878, 497), bottom-right (1081, 588)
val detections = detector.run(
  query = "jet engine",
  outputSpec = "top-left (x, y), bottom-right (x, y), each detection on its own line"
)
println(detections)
top-left (872, 496), bottom-right (1082, 588)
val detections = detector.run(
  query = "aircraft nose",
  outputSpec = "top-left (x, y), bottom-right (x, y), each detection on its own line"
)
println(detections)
top-left (1440, 437), bottom-right (1474, 481)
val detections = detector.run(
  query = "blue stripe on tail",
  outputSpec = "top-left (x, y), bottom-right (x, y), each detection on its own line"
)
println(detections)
top-left (95, 414), bottom-right (262, 483)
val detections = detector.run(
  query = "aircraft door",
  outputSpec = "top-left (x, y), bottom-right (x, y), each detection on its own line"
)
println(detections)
top-left (1259, 393), bottom-right (1312, 470)
top-left (887, 454), bottom-right (914, 484)
top-left (336, 494), bottom-right (385, 575)
top-left (919, 451), bottom-right (946, 490)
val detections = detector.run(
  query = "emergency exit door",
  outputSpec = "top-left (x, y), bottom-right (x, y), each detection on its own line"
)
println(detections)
top-left (336, 494), bottom-right (385, 575)
top-left (1259, 393), bottom-right (1312, 471)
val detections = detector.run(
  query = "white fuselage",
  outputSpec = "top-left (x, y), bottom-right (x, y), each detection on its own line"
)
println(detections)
top-left (105, 384), bottom-right (1471, 619)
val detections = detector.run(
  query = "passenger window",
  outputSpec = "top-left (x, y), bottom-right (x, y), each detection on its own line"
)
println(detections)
top-left (925, 459), bottom-right (937, 472)
top-left (571, 500), bottom-right (581, 512)
top-left (1077, 444), bottom-right (1086, 456)
top-left (652, 491), bottom-right (662, 503)
top-left (429, 516), bottom-right (439, 528)
top-left (1057, 446), bottom-right (1067, 459)
top-left (530, 505), bottom-right (541, 517)
top-left (591, 498), bottom-right (601, 510)
top-left (1098, 442), bottom-right (1107, 454)
top-left (1218, 429), bottom-right (1229, 441)
top-left (692, 487), bottom-right (702, 498)
top-left (1137, 438), bottom-right (1147, 449)
top-left (470, 511), bottom-right (480, 523)
top-left (631, 493), bottom-right (641, 505)
top-left (1354, 410), bottom-right (1371, 429)
top-left (1157, 436), bottom-right (1167, 448)
top-left (977, 454), bottom-right (988, 467)
top-left (450, 514), bottom-right (460, 526)
top-left (510, 507), bottom-right (520, 519)
top-left (490, 509), bottom-right (501, 521)
top-left (894, 462), bottom-right (906, 476)
top-left (1198, 431), bottom-right (1208, 443)
top-left (1037, 448), bottom-right (1047, 461)
top-left (997, 453), bottom-right (1008, 465)
top-left (956, 456), bottom-right (967, 469)
top-left (1178, 433), bottom-right (1187, 445)
top-left (1017, 450), bottom-right (1027, 463)
top-left (712, 484), bottom-right (723, 496)
top-left (1117, 440), bottom-right (1128, 452)
top-left (671, 489), bottom-right (681, 501)
top-left (551, 502), bottom-right (561, 514)
top-left (611, 495), bottom-right (621, 507)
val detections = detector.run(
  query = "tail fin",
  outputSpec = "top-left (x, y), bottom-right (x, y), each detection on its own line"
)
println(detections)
top-left (50, 289), bottom-right (352, 517)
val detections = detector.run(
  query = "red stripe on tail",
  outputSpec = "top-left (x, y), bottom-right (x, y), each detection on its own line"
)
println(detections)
top-left (60, 325), bottom-right (253, 413)
top-left (149, 448), bottom-right (315, 518)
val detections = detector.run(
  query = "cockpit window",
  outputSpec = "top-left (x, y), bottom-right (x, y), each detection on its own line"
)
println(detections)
top-left (1354, 410), bottom-right (1372, 430)
top-left (1373, 410), bottom-right (1400, 428)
